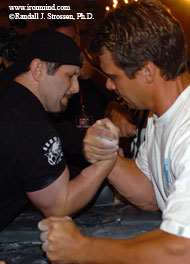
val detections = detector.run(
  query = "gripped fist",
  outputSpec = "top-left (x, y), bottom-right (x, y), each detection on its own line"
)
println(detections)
top-left (83, 118), bottom-right (120, 163)
top-left (38, 216), bottom-right (84, 264)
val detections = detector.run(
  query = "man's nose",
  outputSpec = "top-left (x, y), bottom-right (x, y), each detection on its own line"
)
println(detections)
top-left (70, 79), bottom-right (79, 94)
top-left (106, 78), bottom-right (115, 90)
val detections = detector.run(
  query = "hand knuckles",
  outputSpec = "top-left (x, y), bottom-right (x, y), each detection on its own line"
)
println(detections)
top-left (47, 232), bottom-right (53, 241)
top-left (83, 139), bottom-right (91, 145)
top-left (48, 242), bottom-right (56, 252)
top-left (50, 222), bottom-right (59, 229)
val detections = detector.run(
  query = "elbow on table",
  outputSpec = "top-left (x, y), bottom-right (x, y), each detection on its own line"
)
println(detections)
top-left (160, 231), bottom-right (190, 263)
top-left (138, 201), bottom-right (159, 212)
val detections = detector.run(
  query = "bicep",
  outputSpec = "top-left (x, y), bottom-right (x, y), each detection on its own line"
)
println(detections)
top-left (26, 166), bottom-right (70, 217)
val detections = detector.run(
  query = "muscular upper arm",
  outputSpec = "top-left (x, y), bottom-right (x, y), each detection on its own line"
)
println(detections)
top-left (26, 166), bottom-right (70, 217)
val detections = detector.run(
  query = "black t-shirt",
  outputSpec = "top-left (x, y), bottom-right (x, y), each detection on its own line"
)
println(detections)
top-left (0, 81), bottom-right (66, 231)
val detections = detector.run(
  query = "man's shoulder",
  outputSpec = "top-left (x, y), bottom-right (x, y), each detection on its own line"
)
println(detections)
top-left (0, 81), bottom-right (56, 147)
top-left (1, 81), bottom-right (48, 122)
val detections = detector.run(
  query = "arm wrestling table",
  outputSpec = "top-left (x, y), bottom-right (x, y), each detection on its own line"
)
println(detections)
top-left (0, 204), bottom-right (162, 264)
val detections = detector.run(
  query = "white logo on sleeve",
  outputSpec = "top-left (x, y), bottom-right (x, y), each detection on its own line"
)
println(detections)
top-left (43, 137), bottom-right (63, 165)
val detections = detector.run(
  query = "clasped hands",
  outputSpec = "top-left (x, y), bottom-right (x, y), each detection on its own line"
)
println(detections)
top-left (83, 117), bottom-right (120, 163)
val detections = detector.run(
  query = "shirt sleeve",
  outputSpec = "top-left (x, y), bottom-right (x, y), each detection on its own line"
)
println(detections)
top-left (16, 123), bottom-right (66, 192)
top-left (160, 129), bottom-right (190, 238)
top-left (135, 141), bottom-right (151, 181)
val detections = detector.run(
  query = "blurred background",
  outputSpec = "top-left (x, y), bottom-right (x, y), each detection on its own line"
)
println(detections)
top-left (0, 0), bottom-right (190, 61)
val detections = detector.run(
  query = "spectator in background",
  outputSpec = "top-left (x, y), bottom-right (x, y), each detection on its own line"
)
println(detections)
top-left (105, 100), bottom-right (150, 158)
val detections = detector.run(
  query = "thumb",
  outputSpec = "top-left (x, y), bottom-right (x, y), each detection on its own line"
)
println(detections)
top-left (38, 218), bottom-right (52, 232)
top-left (104, 120), bottom-right (120, 141)
top-left (38, 216), bottom-right (72, 231)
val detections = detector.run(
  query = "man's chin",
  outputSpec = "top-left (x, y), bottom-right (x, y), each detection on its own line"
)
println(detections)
top-left (48, 104), bottom-right (67, 114)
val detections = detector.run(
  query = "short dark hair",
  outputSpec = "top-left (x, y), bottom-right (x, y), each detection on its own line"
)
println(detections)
top-left (45, 61), bottom-right (61, 75)
top-left (90, 0), bottom-right (187, 80)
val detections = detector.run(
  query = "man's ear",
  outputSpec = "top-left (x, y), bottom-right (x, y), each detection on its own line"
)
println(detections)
top-left (30, 59), bottom-right (46, 81)
top-left (142, 61), bottom-right (156, 84)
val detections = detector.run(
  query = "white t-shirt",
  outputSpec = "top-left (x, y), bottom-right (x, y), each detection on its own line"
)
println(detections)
top-left (136, 85), bottom-right (190, 238)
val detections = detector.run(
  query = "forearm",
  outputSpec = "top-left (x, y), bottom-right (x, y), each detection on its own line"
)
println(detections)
top-left (28, 160), bottom-right (114, 218)
top-left (108, 155), bottom-right (158, 211)
top-left (65, 160), bottom-right (116, 215)
top-left (78, 229), bottom-right (190, 264)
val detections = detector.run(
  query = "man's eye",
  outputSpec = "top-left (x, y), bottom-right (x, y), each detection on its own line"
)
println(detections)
top-left (109, 76), bottom-right (115, 81)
